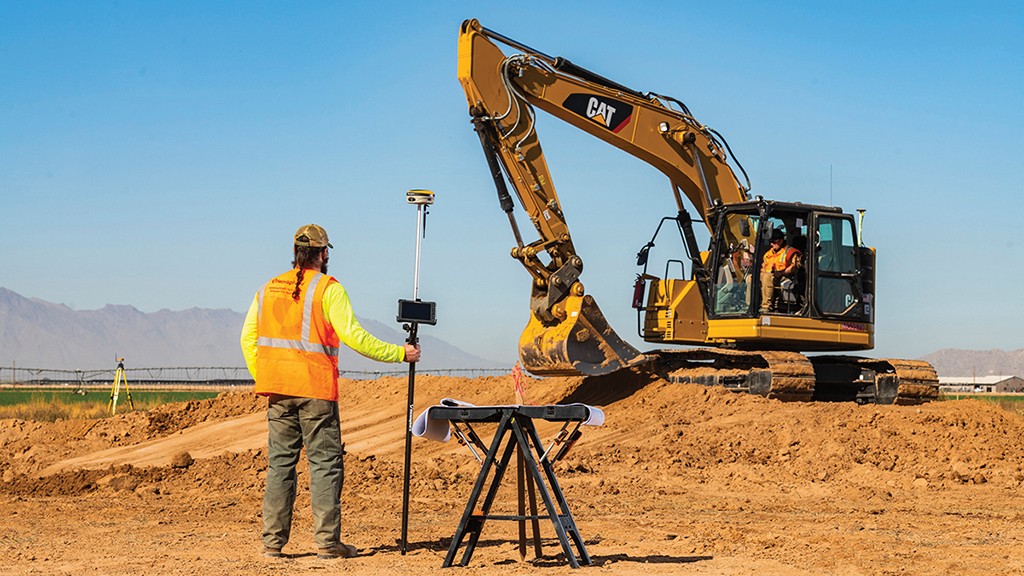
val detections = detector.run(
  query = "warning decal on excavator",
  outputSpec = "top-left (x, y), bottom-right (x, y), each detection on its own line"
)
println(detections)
top-left (562, 93), bottom-right (633, 133)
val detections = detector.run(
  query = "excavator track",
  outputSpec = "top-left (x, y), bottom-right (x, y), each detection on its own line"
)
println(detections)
top-left (643, 349), bottom-right (938, 405)
top-left (646, 348), bottom-right (816, 402)
top-left (809, 356), bottom-right (939, 405)
top-left (886, 358), bottom-right (942, 404)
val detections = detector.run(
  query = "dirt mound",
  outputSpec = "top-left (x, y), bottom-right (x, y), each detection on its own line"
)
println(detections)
top-left (577, 376), bottom-right (1024, 488)
top-left (6, 373), bottom-right (1024, 492)
top-left (3, 373), bottom-right (1024, 575)
top-left (144, 391), bottom-right (264, 434)
top-left (0, 390), bottom-right (264, 480)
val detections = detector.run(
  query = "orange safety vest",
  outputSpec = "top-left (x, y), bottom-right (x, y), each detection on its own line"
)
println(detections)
top-left (254, 269), bottom-right (341, 401)
top-left (763, 246), bottom-right (801, 273)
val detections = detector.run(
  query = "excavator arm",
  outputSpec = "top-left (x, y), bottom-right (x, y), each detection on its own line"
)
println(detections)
top-left (458, 19), bottom-right (751, 376)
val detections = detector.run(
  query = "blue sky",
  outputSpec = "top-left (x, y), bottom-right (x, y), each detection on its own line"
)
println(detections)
top-left (2, 1), bottom-right (1022, 365)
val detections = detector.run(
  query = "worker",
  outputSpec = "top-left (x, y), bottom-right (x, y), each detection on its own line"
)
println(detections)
top-left (760, 228), bottom-right (802, 313)
top-left (732, 243), bottom-right (754, 283)
top-left (240, 223), bottom-right (420, 561)
top-left (715, 244), bottom-right (754, 314)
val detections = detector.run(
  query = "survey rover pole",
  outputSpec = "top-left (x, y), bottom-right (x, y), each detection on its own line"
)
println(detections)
top-left (401, 323), bottom-right (418, 556)
top-left (399, 189), bottom-right (436, 555)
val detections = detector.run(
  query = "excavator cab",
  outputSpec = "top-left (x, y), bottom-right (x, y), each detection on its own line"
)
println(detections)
top-left (711, 202), bottom-right (874, 328)
top-left (634, 200), bottom-right (875, 352)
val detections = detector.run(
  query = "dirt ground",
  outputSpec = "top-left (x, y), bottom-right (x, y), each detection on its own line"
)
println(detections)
top-left (2, 370), bottom-right (1024, 575)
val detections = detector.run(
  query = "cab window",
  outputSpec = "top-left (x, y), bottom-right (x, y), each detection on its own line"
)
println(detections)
top-left (816, 216), bottom-right (858, 314)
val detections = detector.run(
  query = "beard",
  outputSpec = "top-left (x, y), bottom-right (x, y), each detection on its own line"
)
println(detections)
top-left (320, 258), bottom-right (328, 274)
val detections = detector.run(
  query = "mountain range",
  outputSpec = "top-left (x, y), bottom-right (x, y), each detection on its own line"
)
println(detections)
top-left (919, 349), bottom-right (1024, 379)
top-left (2, 287), bottom-right (1021, 377)
top-left (0, 287), bottom-right (505, 372)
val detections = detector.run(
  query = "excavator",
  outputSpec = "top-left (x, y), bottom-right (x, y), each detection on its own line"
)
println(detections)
top-left (457, 19), bottom-right (937, 404)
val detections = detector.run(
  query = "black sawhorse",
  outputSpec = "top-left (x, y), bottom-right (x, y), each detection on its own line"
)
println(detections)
top-left (429, 405), bottom-right (592, 568)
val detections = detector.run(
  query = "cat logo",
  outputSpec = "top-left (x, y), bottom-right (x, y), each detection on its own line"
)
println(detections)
top-left (587, 98), bottom-right (616, 127)
top-left (562, 93), bottom-right (633, 133)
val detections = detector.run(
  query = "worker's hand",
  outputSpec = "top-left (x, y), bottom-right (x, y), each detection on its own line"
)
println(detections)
top-left (404, 344), bottom-right (421, 363)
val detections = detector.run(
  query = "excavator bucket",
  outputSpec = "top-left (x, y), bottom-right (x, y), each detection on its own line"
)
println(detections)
top-left (519, 294), bottom-right (646, 376)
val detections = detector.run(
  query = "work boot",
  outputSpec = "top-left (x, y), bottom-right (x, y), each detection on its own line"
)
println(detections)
top-left (262, 546), bottom-right (283, 558)
top-left (317, 543), bottom-right (357, 559)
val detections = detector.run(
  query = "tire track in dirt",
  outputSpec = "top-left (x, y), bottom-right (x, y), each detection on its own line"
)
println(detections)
top-left (39, 412), bottom-right (267, 475)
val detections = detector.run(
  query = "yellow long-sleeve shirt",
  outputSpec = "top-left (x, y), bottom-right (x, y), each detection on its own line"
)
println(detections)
top-left (240, 277), bottom-right (405, 380)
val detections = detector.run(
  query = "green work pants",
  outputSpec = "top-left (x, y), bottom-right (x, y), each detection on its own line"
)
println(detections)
top-left (262, 394), bottom-right (344, 550)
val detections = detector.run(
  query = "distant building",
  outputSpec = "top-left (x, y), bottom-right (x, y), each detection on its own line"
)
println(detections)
top-left (939, 375), bottom-right (1024, 394)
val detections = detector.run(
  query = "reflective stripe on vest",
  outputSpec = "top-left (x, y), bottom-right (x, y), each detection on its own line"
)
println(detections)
top-left (256, 336), bottom-right (339, 357)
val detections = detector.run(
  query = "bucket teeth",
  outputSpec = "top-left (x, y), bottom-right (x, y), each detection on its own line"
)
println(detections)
top-left (519, 294), bottom-right (644, 377)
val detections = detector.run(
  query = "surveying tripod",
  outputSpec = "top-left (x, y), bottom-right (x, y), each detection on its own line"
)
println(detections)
top-left (108, 358), bottom-right (135, 415)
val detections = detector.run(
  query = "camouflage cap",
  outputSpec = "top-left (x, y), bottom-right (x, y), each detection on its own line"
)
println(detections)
top-left (294, 224), bottom-right (333, 248)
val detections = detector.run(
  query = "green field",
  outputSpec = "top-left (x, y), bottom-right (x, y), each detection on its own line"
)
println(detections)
top-left (0, 388), bottom-right (219, 405)
top-left (940, 393), bottom-right (1024, 416)
top-left (0, 387), bottom-right (221, 421)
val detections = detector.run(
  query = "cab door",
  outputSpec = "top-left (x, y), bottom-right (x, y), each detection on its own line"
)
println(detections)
top-left (812, 215), bottom-right (869, 320)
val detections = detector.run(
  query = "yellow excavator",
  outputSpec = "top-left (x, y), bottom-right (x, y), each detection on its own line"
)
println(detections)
top-left (458, 19), bottom-right (937, 404)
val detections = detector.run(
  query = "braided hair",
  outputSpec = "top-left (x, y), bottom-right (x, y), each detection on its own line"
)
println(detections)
top-left (291, 246), bottom-right (325, 301)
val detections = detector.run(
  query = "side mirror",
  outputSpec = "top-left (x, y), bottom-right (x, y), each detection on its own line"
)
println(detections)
top-left (636, 242), bottom-right (653, 267)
